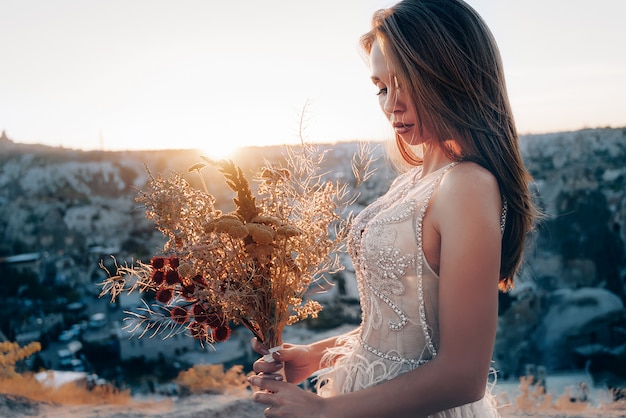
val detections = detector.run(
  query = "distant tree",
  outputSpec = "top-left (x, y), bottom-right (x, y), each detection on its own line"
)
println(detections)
top-left (601, 222), bottom-right (626, 301)
top-left (0, 268), bottom-right (38, 297)
top-left (550, 190), bottom-right (610, 259)
top-left (547, 189), bottom-right (625, 300)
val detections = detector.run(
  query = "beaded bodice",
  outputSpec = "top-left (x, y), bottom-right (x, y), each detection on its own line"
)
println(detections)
top-left (318, 161), bottom-right (502, 416)
top-left (346, 163), bottom-right (456, 368)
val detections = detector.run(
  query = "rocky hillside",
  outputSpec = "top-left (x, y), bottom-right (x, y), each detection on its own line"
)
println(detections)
top-left (0, 128), bottom-right (625, 385)
top-left (497, 128), bottom-right (626, 381)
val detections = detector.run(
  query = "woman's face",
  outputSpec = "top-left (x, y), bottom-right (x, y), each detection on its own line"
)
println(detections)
top-left (370, 41), bottom-right (432, 146)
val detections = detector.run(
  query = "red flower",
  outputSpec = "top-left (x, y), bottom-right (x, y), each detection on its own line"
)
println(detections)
top-left (151, 256), bottom-right (166, 270)
top-left (189, 321), bottom-right (208, 340)
top-left (165, 269), bottom-right (180, 285)
top-left (151, 270), bottom-right (165, 284)
top-left (192, 304), bottom-right (223, 327)
top-left (206, 309), bottom-right (224, 328)
top-left (192, 304), bottom-right (209, 322)
top-left (155, 287), bottom-right (173, 304)
top-left (213, 325), bottom-right (231, 342)
top-left (170, 306), bottom-right (188, 324)
top-left (181, 282), bottom-right (196, 300)
top-left (191, 274), bottom-right (206, 287)
top-left (168, 257), bottom-right (180, 269)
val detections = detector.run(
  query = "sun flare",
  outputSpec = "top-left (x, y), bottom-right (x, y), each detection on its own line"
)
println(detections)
top-left (199, 142), bottom-right (241, 161)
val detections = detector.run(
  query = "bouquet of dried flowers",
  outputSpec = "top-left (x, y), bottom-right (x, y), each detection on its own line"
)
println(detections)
top-left (100, 143), bottom-right (375, 355)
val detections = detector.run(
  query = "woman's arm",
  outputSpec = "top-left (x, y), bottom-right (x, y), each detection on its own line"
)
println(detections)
top-left (251, 163), bottom-right (502, 417)
top-left (252, 327), bottom-right (360, 384)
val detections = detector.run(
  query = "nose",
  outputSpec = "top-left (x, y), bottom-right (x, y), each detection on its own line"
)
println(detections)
top-left (382, 88), bottom-right (404, 115)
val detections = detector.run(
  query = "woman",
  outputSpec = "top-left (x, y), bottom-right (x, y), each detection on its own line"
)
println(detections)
top-left (248, 0), bottom-right (538, 416)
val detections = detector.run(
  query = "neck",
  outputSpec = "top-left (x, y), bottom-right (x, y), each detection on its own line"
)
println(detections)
top-left (420, 142), bottom-right (456, 177)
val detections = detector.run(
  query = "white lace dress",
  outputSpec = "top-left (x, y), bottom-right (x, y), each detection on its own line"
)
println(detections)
top-left (317, 163), bottom-right (500, 417)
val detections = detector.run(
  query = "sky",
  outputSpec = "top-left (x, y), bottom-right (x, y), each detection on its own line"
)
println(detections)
top-left (0, 0), bottom-right (624, 157)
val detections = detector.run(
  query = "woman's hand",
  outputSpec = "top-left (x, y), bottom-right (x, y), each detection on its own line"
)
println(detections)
top-left (251, 338), bottom-right (316, 384)
top-left (248, 375), bottom-right (327, 418)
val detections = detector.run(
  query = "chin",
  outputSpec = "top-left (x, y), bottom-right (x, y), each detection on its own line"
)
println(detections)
top-left (400, 135), bottom-right (423, 146)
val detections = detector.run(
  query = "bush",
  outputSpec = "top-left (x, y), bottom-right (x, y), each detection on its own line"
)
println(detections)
top-left (0, 373), bottom-right (131, 405)
top-left (0, 341), bottom-right (130, 405)
top-left (175, 364), bottom-right (250, 396)
top-left (0, 341), bottom-right (41, 379)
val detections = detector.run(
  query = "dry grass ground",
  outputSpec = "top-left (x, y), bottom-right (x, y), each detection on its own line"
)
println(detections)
top-left (0, 374), bottom-right (131, 406)
top-left (2, 363), bottom-right (625, 417)
top-left (3, 394), bottom-right (625, 418)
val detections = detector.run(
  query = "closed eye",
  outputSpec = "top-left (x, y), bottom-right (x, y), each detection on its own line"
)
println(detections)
top-left (371, 76), bottom-right (387, 97)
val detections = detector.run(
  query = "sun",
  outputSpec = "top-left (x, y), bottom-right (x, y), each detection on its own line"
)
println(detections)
top-left (199, 141), bottom-right (242, 161)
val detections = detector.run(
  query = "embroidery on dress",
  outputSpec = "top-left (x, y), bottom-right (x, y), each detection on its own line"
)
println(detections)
top-left (359, 192), bottom-right (420, 331)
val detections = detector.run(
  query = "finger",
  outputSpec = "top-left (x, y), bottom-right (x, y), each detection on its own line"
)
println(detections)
top-left (257, 372), bottom-right (284, 381)
top-left (253, 389), bottom-right (280, 406)
top-left (248, 376), bottom-right (284, 393)
top-left (251, 338), bottom-right (270, 356)
top-left (254, 389), bottom-right (285, 414)
top-left (253, 358), bottom-right (284, 374)
top-left (271, 345), bottom-right (295, 361)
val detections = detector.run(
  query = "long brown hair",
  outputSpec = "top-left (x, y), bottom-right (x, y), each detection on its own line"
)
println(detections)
top-left (361, 0), bottom-right (539, 290)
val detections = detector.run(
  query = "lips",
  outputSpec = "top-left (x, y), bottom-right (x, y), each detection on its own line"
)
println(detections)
top-left (393, 122), bottom-right (415, 135)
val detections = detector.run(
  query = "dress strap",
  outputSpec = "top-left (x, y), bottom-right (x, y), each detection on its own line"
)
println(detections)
top-left (500, 197), bottom-right (508, 235)
top-left (414, 162), bottom-right (458, 359)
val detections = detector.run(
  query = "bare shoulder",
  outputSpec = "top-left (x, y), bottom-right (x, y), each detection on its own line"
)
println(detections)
top-left (440, 161), bottom-right (499, 196)
top-left (431, 161), bottom-right (501, 230)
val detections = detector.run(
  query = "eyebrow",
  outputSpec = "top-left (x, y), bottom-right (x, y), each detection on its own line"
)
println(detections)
top-left (370, 76), bottom-right (381, 83)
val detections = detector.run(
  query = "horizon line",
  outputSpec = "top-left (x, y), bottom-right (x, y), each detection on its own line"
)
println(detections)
top-left (1, 125), bottom-right (624, 153)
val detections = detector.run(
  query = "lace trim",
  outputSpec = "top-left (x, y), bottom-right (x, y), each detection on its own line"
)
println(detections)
top-left (365, 282), bottom-right (408, 331)
top-left (359, 337), bottom-right (427, 367)
top-left (414, 162), bottom-right (458, 359)
top-left (500, 197), bottom-right (508, 235)
top-left (316, 334), bottom-right (409, 397)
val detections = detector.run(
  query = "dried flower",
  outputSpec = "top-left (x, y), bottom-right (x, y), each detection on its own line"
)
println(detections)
top-left (214, 216), bottom-right (249, 239)
top-left (151, 257), bottom-right (166, 270)
top-left (191, 274), bottom-right (206, 287)
top-left (181, 282), bottom-right (196, 300)
top-left (247, 244), bottom-right (273, 265)
top-left (252, 215), bottom-right (282, 227)
top-left (165, 270), bottom-right (180, 285)
top-left (213, 325), bottom-right (231, 342)
top-left (171, 306), bottom-right (188, 324)
top-left (177, 262), bottom-right (193, 278)
top-left (99, 140), bottom-right (376, 350)
top-left (261, 167), bottom-right (291, 182)
top-left (169, 257), bottom-right (180, 269)
top-left (151, 270), bottom-right (165, 284)
top-left (276, 225), bottom-right (302, 238)
top-left (205, 309), bottom-right (224, 328)
top-left (246, 223), bottom-right (275, 246)
top-left (156, 288), bottom-right (173, 304)
top-left (192, 304), bottom-right (209, 323)
top-left (189, 321), bottom-right (208, 340)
